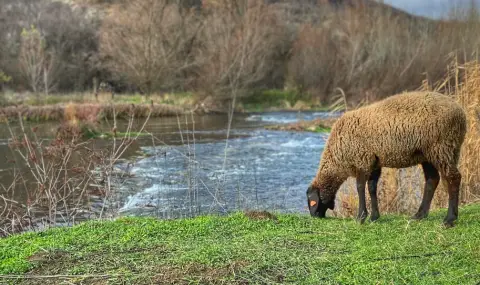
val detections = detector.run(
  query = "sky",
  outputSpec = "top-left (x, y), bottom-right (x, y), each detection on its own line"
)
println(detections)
top-left (382, 0), bottom-right (480, 19)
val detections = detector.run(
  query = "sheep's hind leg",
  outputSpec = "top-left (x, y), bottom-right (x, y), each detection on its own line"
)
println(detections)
top-left (443, 168), bottom-right (461, 228)
top-left (356, 174), bottom-right (368, 224)
top-left (412, 162), bottom-right (440, 220)
top-left (368, 168), bottom-right (382, 221)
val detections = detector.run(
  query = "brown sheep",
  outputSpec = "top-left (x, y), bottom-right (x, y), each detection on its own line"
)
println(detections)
top-left (307, 91), bottom-right (467, 227)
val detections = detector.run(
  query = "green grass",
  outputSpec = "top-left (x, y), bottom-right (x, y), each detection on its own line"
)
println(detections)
top-left (2, 92), bottom-right (196, 107)
top-left (307, 126), bottom-right (331, 133)
top-left (240, 89), bottom-right (327, 112)
top-left (1, 90), bottom-right (330, 115)
top-left (1, 204), bottom-right (480, 284)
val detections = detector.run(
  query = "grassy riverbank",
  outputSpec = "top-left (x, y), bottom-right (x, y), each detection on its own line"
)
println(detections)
top-left (265, 117), bottom-right (338, 133)
top-left (238, 89), bottom-right (327, 112)
top-left (0, 90), bottom-right (329, 122)
top-left (1, 203), bottom-right (480, 284)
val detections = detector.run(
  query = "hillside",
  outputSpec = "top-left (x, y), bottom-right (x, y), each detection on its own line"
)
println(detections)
top-left (70, 0), bottom-right (436, 23)
top-left (1, 203), bottom-right (480, 284)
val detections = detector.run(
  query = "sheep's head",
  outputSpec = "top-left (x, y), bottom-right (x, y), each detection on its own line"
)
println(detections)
top-left (306, 184), bottom-right (335, 218)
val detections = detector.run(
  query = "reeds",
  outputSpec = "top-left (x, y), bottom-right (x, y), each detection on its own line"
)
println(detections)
top-left (438, 59), bottom-right (480, 205)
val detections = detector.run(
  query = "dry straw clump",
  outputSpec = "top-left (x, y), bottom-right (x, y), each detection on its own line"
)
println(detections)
top-left (446, 60), bottom-right (480, 204)
top-left (335, 59), bottom-right (480, 218)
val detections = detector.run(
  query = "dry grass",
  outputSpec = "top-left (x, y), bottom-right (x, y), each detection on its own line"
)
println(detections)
top-left (244, 210), bottom-right (278, 221)
top-left (286, 2), bottom-right (480, 107)
top-left (0, 102), bottom-right (186, 123)
top-left (335, 59), bottom-right (480, 219)
top-left (264, 117), bottom-right (337, 133)
top-left (451, 62), bottom-right (480, 202)
top-left (0, 90), bottom-right (198, 123)
top-left (2, 91), bottom-right (196, 106)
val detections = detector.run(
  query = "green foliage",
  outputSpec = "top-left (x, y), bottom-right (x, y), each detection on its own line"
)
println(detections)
top-left (2, 203), bottom-right (480, 284)
top-left (0, 71), bottom-right (11, 83)
top-left (310, 126), bottom-right (330, 133)
top-left (241, 89), bottom-right (315, 111)
top-left (80, 123), bottom-right (101, 139)
top-left (20, 25), bottom-right (45, 48)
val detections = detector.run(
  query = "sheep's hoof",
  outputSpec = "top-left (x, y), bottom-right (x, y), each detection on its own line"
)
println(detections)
top-left (411, 212), bottom-right (428, 220)
top-left (443, 216), bottom-right (457, 228)
top-left (356, 214), bottom-right (368, 224)
top-left (356, 218), bottom-right (366, 224)
top-left (443, 221), bottom-right (455, 228)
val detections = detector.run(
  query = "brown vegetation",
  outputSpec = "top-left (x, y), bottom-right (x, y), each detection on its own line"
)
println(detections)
top-left (99, 0), bottom-right (201, 95)
top-left (0, 107), bottom-right (151, 236)
top-left (0, 0), bottom-right (99, 93)
top-left (287, 1), bottom-right (480, 106)
top-left (244, 210), bottom-right (278, 221)
top-left (3, 0), bottom-right (480, 106)
top-left (196, 0), bottom-right (287, 100)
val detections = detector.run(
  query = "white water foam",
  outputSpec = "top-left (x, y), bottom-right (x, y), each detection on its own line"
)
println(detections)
top-left (245, 111), bottom-right (343, 124)
top-left (116, 124), bottom-right (330, 217)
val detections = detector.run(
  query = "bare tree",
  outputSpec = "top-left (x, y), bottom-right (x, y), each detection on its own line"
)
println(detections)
top-left (18, 25), bottom-right (45, 95)
top-left (1, 0), bottom-right (100, 93)
top-left (18, 25), bottom-right (60, 98)
top-left (286, 3), bottom-right (442, 105)
top-left (197, 0), bottom-right (286, 100)
top-left (195, 0), bottom-right (287, 203)
top-left (99, 0), bottom-right (202, 96)
top-left (0, 71), bottom-right (11, 86)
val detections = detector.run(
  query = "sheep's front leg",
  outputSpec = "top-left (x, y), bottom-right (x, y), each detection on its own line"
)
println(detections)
top-left (368, 168), bottom-right (382, 222)
top-left (356, 174), bottom-right (368, 224)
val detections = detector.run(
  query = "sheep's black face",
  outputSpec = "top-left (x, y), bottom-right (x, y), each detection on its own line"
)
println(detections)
top-left (306, 185), bottom-right (335, 218)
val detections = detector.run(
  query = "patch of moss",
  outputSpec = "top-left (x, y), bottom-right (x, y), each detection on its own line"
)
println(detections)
top-left (91, 131), bottom-right (151, 139)
top-left (308, 126), bottom-right (331, 133)
top-left (241, 89), bottom-right (308, 110)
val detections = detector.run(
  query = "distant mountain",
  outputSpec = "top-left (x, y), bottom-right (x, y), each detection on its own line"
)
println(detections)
top-left (272, 0), bottom-right (438, 22)
top-left (68, 0), bottom-right (438, 23)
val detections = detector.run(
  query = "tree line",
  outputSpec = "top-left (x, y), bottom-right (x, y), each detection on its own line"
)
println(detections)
top-left (1, 0), bottom-right (480, 105)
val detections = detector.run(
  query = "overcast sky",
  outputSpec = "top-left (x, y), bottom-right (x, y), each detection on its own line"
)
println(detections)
top-left (382, 0), bottom-right (480, 19)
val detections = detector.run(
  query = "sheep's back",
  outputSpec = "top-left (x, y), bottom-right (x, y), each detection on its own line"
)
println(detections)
top-left (329, 91), bottom-right (466, 170)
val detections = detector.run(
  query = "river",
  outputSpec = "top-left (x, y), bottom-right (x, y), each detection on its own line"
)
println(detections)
top-left (0, 111), bottom-right (344, 224)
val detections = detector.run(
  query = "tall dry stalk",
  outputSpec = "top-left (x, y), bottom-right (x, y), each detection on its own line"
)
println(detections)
top-left (432, 60), bottom-right (480, 205)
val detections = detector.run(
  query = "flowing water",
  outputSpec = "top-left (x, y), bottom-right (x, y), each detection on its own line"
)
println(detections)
top-left (0, 111), bottom-right (342, 222)
top-left (111, 111), bottom-right (341, 219)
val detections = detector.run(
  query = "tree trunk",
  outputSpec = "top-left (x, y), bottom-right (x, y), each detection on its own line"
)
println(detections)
top-left (93, 77), bottom-right (98, 101)
top-left (43, 66), bottom-right (49, 96)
